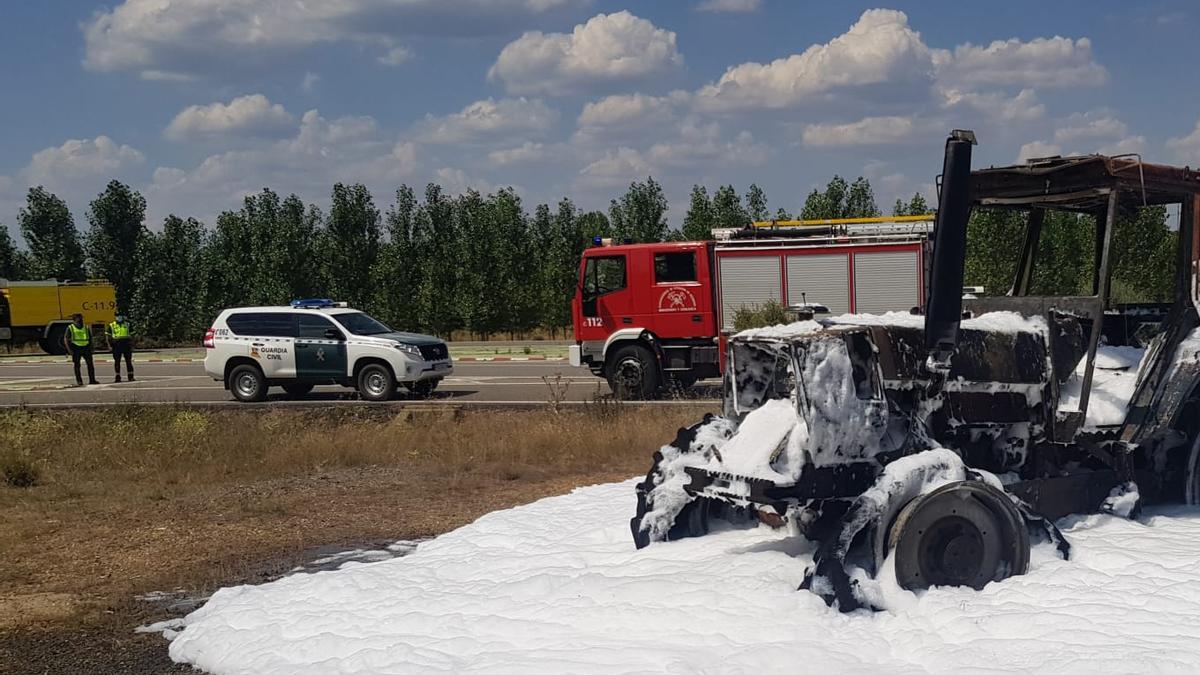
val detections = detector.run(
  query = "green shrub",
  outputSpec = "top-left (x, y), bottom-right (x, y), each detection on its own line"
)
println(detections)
top-left (732, 299), bottom-right (791, 332)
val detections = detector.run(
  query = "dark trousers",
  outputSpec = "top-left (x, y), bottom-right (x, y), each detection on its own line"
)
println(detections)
top-left (71, 346), bottom-right (96, 384)
top-left (112, 340), bottom-right (134, 377)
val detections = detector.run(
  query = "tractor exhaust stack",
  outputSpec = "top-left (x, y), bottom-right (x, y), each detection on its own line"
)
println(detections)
top-left (925, 130), bottom-right (976, 371)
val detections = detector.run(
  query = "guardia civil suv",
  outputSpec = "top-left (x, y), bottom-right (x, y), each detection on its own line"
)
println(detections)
top-left (203, 299), bottom-right (452, 402)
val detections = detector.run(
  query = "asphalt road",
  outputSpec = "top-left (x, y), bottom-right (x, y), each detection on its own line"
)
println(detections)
top-left (0, 359), bottom-right (721, 407)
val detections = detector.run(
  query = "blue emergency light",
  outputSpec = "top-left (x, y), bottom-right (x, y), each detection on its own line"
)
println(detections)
top-left (290, 298), bottom-right (336, 308)
top-left (593, 235), bottom-right (603, 246)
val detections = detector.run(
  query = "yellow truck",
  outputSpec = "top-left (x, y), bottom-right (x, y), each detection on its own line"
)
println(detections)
top-left (0, 279), bottom-right (117, 354)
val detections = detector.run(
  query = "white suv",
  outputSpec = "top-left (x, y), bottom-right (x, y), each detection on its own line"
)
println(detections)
top-left (203, 300), bottom-right (453, 402)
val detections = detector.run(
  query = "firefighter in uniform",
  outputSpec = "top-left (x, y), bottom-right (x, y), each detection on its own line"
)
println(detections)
top-left (63, 313), bottom-right (99, 386)
top-left (106, 313), bottom-right (135, 382)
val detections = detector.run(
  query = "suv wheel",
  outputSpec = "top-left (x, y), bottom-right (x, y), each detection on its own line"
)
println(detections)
top-left (229, 364), bottom-right (267, 402)
top-left (357, 363), bottom-right (396, 402)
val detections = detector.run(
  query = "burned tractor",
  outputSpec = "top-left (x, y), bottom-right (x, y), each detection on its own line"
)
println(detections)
top-left (630, 131), bottom-right (1200, 610)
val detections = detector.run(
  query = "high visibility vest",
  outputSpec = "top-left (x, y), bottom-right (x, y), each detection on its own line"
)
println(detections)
top-left (109, 322), bottom-right (131, 340)
top-left (67, 324), bottom-right (90, 347)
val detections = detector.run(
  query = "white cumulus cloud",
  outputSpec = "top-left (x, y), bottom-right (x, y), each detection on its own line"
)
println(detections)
top-left (1167, 118), bottom-right (1200, 162)
top-left (1017, 140), bottom-right (1064, 163)
top-left (165, 94), bottom-right (295, 140)
top-left (694, 9), bottom-right (934, 112)
top-left (801, 116), bottom-right (920, 147)
top-left (378, 46), bottom-right (412, 67)
top-left (144, 109), bottom-right (418, 224)
top-left (418, 98), bottom-right (558, 144)
top-left (934, 36), bottom-right (1107, 88)
top-left (1054, 112), bottom-right (1128, 144)
top-left (83, 0), bottom-right (583, 80)
top-left (696, 0), bottom-right (761, 13)
top-left (489, 11), bottom-right (682, 95)
top-left (577, 93), bottom-right (684, 129)
top-left (488, 142), bottom-right (547, 166)
top-left (940, 88), bottom-right (1045, 123)
top-left (22, 136), bottom-right (145, 187)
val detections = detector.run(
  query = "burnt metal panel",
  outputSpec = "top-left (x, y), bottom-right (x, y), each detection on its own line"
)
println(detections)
top-left (878, 325), bottom-right (1048, 384)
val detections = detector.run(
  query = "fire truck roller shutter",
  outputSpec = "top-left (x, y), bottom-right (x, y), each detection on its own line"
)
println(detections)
top-left (854, 249), bottom-right (921, 314)
top-left (719, 256), bottom-right (782, 331)
top-left (787, 254), bottom-right (850, 315)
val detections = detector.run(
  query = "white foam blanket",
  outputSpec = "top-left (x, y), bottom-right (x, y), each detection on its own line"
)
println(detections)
top-left (165, 481), bottom-right (1200, 674)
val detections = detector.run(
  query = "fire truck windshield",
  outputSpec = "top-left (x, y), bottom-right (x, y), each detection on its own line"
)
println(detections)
top-left (583, 255), bottom-right (626, 298)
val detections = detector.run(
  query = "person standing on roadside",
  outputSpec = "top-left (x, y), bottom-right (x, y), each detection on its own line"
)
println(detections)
top-left (106, 313), bottom-right (135, 383)
top-left (63, 313), bottom-right (99, 386)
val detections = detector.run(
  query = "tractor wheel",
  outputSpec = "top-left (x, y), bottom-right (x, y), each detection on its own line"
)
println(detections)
top-left (1185, 432), bottom-right (1200, 506)
top-left (607, 345), bottom-right (659, 400)
top-left (888, 481), bottom-right (1029, 591)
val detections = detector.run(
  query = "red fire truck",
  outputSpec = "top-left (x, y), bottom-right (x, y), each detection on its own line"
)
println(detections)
top-left (569, 216), bottom-right (934, 397)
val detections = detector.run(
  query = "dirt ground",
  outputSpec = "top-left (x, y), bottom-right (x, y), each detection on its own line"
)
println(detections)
top-left (0, 405), bottom-right (707, 674)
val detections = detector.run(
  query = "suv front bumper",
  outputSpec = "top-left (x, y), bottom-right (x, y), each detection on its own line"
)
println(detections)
top-left (406, 359), bottom-right (453, 382)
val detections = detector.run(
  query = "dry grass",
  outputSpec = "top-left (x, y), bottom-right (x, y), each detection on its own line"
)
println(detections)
top-left (0, 404), bottom-right (699, 493)
top-left (0, 404), bottom-right (712, 673)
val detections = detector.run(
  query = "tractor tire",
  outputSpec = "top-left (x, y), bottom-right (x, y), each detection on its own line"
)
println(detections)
top-left (229, 364), bottom-right (268, 403)
top-left (607, 344), bottom-right (659, 400)
top-left (1185, 431), bottom-right (1200, 506)
top-left (888, 481), bottom-right (1029, 591)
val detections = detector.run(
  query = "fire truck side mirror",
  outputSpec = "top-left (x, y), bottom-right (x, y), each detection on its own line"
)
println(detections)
top-left (582, 297), bottom-right (598, 317)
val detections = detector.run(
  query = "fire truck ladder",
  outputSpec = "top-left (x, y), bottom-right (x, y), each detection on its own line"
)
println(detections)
top-left (752, 214), bottom-right (935, 237)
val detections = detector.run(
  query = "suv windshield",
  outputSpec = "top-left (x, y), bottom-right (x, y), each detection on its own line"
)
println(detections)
top-left (332, 312), bottom-right (392, 336)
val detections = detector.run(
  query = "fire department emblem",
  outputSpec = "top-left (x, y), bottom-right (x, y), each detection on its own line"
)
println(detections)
top-left (658, 287), bottom-right (698, 313)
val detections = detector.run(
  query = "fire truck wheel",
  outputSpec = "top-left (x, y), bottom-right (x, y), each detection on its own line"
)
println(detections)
top-left (888, 481), bottom-right (1029, 591)
top-left (607, 344), bottom-right (659, 399)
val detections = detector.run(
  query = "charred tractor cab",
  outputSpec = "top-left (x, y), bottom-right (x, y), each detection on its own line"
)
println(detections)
top-left (630, 131), bottom-right (1200, 611)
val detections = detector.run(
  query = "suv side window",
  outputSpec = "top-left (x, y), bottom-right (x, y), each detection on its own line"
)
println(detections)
top-left (297, 314), bottom-right (337, 339)
top-left (225, 313), bottom-right (259, 336)
top-left (655, 252), bottom-right (697, 283)
top-left (226, 312), bottom-right (294, 337)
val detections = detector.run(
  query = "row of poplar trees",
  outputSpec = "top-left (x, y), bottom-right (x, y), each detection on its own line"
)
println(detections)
top-left (0, 174), bottom-right (1175, 344)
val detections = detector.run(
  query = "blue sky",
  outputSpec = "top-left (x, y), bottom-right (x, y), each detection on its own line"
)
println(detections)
top-left (2, 0), bottom-right (1198, 236)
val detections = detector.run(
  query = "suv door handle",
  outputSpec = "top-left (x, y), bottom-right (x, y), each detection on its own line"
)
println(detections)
top-left (296, 343), bottom-right (309, 349)
top-left (251, 342), bottom-right (265, 346)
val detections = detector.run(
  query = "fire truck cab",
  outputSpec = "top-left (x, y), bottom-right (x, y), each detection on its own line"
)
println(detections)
top-left (571, 218), bottom-right (933, 398)
top-left (571, 241), bottom-right (721, 398)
